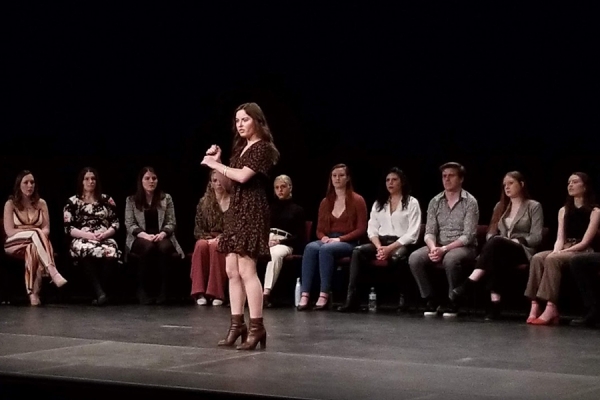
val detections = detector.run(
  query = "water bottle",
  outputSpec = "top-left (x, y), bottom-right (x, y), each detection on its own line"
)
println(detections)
top-left (294, 278), bottom-right (302, 307)
top-left (368, 287), bottom-right (377, 312)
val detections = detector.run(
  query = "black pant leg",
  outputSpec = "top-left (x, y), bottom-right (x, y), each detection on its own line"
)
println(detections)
top-left (477, 236), bottom-right (528, 294)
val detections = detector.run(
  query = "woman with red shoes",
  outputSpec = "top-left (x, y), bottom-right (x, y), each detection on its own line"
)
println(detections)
top-left (525, 172), bottom-right (599, 325)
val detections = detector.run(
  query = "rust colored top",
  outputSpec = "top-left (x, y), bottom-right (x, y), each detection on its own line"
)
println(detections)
top-left (316, 192), bottom-right (367, 242)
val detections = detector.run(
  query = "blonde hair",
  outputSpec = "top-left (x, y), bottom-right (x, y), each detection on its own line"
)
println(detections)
top-left (274, 175), bottom-right (293, 198)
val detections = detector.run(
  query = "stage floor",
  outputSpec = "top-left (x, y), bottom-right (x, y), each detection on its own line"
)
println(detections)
top-left (0, 304), bottom-right (599, 400)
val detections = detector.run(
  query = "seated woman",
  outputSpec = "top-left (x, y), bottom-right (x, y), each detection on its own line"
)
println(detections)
top-left (3, 170), bottom-right (67, 306)
top-left (64, 167), bottom-right (120, 306)
top-left (525, 172), bottom-right (599, 325)
top-left (125, 167), bottom-right (184, 305)
top-left (297, 164), bottom-right (367, 311)
top-left (190, 170), bottom-right (230, 306)
top-left (263, 175), bottom-right (305, 308)
top-left (450, 171), bottom-right (544, 320)
top-left (338, 167), bottom-right (421, 312)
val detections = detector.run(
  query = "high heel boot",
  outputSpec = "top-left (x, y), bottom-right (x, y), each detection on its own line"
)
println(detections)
top-left (47, 265), bottom-right (67, 287)
top-left (237, 317), bottom-right (266, 350)
top-left (84, 262), bottom-right (107, 306)
top-left (218, 314), bottom-right (248, 347)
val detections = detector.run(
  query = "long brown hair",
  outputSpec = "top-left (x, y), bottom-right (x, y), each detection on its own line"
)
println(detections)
top-left (9, 170), bottom-right (40, 211)
top-left (564, 172), bottom-right (597, 213)
top-left (230, 102), bottom-right (279, 164)
top-left (322, 164), bottom-right (356, 224)
top-left (488, 171), bottom-right (530, 234)
top-left (133, 166), bottom-right (165, 211)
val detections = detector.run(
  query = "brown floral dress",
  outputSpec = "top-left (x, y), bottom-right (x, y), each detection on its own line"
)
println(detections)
top-left (218, 140), bottom-right (275, 259)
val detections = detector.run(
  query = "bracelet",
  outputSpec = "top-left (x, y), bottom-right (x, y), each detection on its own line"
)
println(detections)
top-left (442, 246), bottom-right (448, 253)
top-left (223, 166), bottom-right (228, 177)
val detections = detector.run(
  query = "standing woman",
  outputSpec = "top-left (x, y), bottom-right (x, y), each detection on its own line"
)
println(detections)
top-left (201, 102), bottom-right (279, 350)
top-left (4, 170), bottom-right (67, 306)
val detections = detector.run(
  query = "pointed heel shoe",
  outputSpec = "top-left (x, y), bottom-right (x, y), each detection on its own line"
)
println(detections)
top-left (237, 318), bottom-right (266, 350)
top-left (218, 314), bottom-right (248, 347)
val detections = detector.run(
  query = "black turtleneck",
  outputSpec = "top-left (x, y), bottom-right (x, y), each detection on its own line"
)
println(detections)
top-left (270, 198), bottom-right (306, 253)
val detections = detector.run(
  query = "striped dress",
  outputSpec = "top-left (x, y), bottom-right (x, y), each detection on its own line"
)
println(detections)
top-left (3, 201), bottom-right (56, 294)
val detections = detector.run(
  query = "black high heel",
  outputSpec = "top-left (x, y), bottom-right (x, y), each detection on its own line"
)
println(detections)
top-left (313, 295), bottom-right (330, 311)
top-left (296, 294), bottom-right (310, 311)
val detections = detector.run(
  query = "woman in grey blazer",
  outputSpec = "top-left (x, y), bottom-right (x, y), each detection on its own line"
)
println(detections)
top-left (451, 171), bottom-right (543, 319)
top-left (125, 167), bottom-right (184, 304)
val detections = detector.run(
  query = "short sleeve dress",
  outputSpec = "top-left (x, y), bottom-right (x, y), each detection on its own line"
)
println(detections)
top-left (218, 140), bottom-right (274, 259)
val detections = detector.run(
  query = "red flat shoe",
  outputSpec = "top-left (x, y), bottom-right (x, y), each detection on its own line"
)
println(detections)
top-left (530, 316), bottom-right (559, 326)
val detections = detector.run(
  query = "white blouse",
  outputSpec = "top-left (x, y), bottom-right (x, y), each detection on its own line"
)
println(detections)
top-left (367, 196), bottom-right (422, 245)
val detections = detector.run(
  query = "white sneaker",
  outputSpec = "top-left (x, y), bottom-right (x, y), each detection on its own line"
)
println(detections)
top-left (212, 299), bottom-right (223, 306)
top-left (196, 297), bottom-right (207, 306)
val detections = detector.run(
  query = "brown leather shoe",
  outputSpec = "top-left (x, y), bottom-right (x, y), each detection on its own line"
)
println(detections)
top-left (236, 317), bottom-right (266, 350)
top-left (218, 314), bottom-right (248, 347)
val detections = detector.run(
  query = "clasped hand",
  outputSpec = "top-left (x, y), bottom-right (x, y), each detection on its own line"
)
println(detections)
top-left (375, 246), bottom-right (392, 260)
top-left (428, 246), bottom-right (445, 262)
top-left (201, 144), bottom-right (221, 167)
top-left (321, 236), bottom-right (341, 243)
top-left (86, 231), bottom-right (108, 241)
top-left (139, 231), bottom-right (167, 242)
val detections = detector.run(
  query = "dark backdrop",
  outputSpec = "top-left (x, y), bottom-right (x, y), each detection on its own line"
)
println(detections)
top-left (3, 2), bottom-right (599, 252)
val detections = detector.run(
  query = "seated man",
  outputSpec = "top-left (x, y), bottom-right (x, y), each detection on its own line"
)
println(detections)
top-left (408, 162), bottom-right (479, 318)
top-left (338, 167), bottom-right (421, 312)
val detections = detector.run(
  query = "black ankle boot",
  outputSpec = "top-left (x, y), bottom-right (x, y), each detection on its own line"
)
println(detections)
top-left (337, 290), bottom-right (359, 312)
top-left (570, 307), bottom-right (600, 327)
top-left (484, 301), bottom-right (502, 321)
top-left (397, 294), bottom-right (408, 312)
top-left (450, 279), bottom-right (475, 303)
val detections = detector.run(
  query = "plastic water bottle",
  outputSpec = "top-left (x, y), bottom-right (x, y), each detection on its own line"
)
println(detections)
top-left (368, 287), bottom-right (377, 312)
top-left (294, 278), bottom-right (302, 307)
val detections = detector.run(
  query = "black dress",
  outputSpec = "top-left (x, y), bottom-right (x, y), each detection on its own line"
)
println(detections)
top-left (218, 140), bottom-right (275, 259)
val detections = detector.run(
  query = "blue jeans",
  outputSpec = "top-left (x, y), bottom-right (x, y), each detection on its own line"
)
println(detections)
top-left (301, 234), bottom-right (356, 293)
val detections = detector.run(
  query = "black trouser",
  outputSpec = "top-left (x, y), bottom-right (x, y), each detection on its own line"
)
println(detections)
top-left (475, 236), bottom-right (528, 294)
top-left (570, 253), bottom-right (600, 309)
top-left (346, 236), bottom-right (409, 301)
top-left (80, 257), bottom-right (114, 299)
top-left (131, 237), bottom-right (175, 299)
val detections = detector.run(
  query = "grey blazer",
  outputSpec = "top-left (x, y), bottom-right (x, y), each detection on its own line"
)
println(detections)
top-left (486, 199), bottom-right (544, 260)
top-left (124, 193), bottom-right (184, 260)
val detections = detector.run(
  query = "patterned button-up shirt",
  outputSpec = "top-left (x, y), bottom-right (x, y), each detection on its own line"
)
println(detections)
top-left (424, 189), bottom-right (479, 247)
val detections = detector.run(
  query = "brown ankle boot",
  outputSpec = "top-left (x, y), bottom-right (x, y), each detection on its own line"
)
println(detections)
top-left (47, 265), bottom-right (67, 287)
top-left (218, 314), bottom-right (248, 347)
top-left (236, 317), bottom-right (266, 350)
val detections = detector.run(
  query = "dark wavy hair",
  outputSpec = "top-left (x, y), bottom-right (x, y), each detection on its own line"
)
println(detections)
top-left (76, 167), bottom-right (104, 203)
top-left (375, 167), bottom-right (411, 212)
top-left (230, 102), bottom-right (279, 164)
top-left (133, 166), bottom-right (165, 211)
top-left (565, 172), bottom-right (597, 213)
top-left (9, 170), bottom-right (40, 211)
top-left (488, 171), bottom-right (531, 234)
